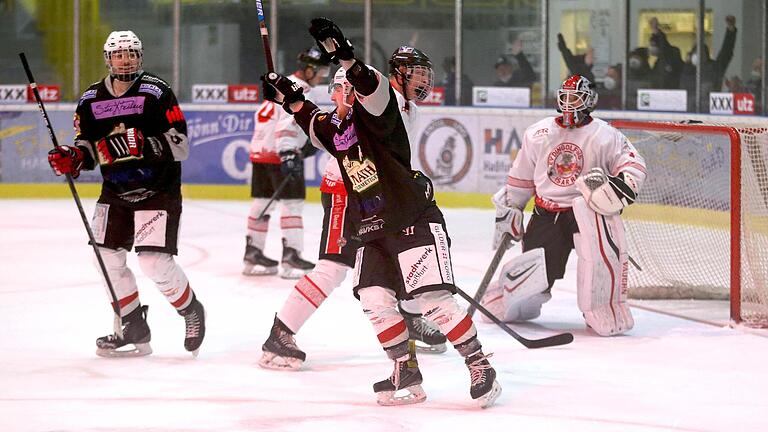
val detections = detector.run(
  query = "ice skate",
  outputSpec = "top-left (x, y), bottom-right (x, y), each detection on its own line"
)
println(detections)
top-left (243, 236), bottom-right (278, 276)
top-left (179, 296), bottom-right (206, 357)
top-left (373, 341), bottom-right (427, 406)
top-left (259, 315), bottom-right (306, 371)
top-left (400, 307), bottom-right (447, 354)
top-left (96, 305), bottom-right (152, 358)
top-left (280, 239), bottom-right (314, 279)
top-left (465, 350), bottom-right (501, 408)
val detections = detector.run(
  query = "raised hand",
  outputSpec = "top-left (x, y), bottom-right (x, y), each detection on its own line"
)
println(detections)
top-left (260, 73), bottom-right (305, 114)
top-left (308, 17), bottom-right (354, 64)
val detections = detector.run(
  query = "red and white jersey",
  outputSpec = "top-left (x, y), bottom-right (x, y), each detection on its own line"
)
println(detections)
top-left (319, 87), bottom-right (418, 196)
top-left (250, 73), bottom-right (311, 164)
top-left (503, 116), bottom-right (647, 211)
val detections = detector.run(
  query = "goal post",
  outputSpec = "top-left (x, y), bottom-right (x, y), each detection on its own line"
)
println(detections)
top-left (611, 120), bottom-right (768, 328)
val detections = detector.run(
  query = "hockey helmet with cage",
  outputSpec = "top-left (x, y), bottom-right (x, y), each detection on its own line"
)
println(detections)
top-left (556, 74), bottom-right (598, 128)
top-left (328, 66), bottom-right (354, 107)
top-left (388, 46), bottom-right (434, 102)
top-left (103, 30), bottom-right (144, 82)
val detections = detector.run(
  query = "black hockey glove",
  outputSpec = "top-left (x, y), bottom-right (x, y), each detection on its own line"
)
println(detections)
top-left (557, 33), bottom-right (567, 52)
top-left (279, 150), bottom-right (303, 176)
top-left (261, 73), bottom-right (305, 114)
top-left (309, 17), bottom-right (354, 64)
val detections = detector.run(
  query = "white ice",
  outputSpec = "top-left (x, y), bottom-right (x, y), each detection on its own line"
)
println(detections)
top-left (1, 199), bottom-right (767, 432)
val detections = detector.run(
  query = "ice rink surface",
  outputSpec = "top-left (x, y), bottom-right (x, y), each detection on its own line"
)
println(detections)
top-left (1, 198), bottom-right (767, 432)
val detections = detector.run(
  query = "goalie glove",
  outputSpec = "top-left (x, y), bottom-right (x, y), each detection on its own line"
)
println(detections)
top-left (575, 167), bottom-right (638, 215)
top-left (96, 127), bottom-right (144, 165)
top-left (492, 188), bottom-right (524, 249)
top-left (48, 145), bottom-right (85, 178)
top-left (308, 17), bottom-right (354, 64)
top-left (261, 73), bottom-right (305, 114)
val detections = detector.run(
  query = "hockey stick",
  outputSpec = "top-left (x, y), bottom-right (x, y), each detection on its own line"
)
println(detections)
top-left (254, 0), bottom-right (275, 73)
top-left (457, 287), bottom-right (574, 349)
top-left (467, 232), bottom-right (512, 317)
top-left (19, 52), bottom-right (124, 338)
top-left (256, 172), bottom-right (294, 220)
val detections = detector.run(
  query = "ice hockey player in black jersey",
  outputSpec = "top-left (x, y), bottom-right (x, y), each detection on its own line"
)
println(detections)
top-left (260, 18), bottom-right (501, 408)
top-left (46, 30), bottom-right (205, 358)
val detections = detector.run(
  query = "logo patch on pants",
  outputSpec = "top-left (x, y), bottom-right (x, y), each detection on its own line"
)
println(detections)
top-left (91, 203), bottom-right (110, 244)
top-left (134, 210), bottom-right (168, 248)
top-left (399, 245), bottom-right (441, 293)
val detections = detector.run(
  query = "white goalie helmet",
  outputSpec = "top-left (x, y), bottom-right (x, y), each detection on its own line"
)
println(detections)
top-left (556, 74), bottom-right (598, 128)
top-left (103, 30), bottom-right (144, 81)
top-left (328, 66), bottom-right (354, 107)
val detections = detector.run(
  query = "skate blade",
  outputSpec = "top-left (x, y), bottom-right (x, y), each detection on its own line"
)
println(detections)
top-left (279, 268), bottom-right (310, 280)
top-left (376, 384), bottom-right (427, 406)
top-left (96, 342), bottom-right (153, 358)
top-left (413, 341), bottom-right (447, 354)
top-left (258, 352), bottom-right (303, 371)
top-left (476, 380), bottom-right (502, 409)
top-left (242, 264), bottom-right (278, 276)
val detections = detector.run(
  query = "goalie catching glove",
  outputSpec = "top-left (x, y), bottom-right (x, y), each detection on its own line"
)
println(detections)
top-left (96, 127), bottom-right (145, 165)
top-left (492, 188), bottom-right (524, 249)
top-left (308, 17), bottom-right (354, 64)
top-left (261, 73), bottom-right (305, 114)
top-left (48, 145), bottom-right (85, 178)
top-left (575, 167), bottom-right (638, 215)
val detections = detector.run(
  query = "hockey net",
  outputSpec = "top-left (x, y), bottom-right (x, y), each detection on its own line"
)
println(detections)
top-left (612, 120), bottom-right (768, 328)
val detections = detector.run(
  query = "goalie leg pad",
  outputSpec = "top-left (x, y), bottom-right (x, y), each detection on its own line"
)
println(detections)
top-left (359, 286), bottom-right (408, 350)
top-left (96, 247), bottom-right (141, 315)
top-left (572, 197), bottom-right (634, 336)
top-left (480, 248), bottom-right (550, 323)
top-left (278, 259), bottom-right (348, 333)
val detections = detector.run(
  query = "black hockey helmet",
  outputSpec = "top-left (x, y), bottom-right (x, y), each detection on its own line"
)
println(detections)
top-left (297, 47), bottom-right (332, 69)
top-left (388, 46), bottom-right (434, 102)
top-left (388, 46), bottom-right (433, 74)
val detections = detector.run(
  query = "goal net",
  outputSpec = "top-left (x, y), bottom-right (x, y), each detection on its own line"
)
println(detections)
top-left (612, 121), bottom-right (768, 328)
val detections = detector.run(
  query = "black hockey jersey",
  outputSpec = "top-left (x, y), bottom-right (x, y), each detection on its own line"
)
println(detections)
top-left (74, 72), bottom-right (189, 203)
top-left (295, 65), bottom-right (434, 242)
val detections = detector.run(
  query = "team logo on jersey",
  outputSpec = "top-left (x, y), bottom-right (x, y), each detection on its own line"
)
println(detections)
top-left (78, 89), bottom-right (98, 106)
top-left (91, 96), bottom-right (145, 119)
top-left (139, 83), bottom-right (163, 99)
top-left (418, 118), bottom-right (472, 185)
top-left (343, 155), bottom-right (379, 193)
top-left (546, 142), bottom-right (583, 186)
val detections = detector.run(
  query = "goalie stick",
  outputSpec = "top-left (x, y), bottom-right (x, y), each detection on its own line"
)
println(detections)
top-left (19, 52), bottom-right (124, 338)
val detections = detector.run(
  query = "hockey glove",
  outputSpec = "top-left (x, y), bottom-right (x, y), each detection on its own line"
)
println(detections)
top-left (492, 188), bottom-right (524, 249)
top-left (279, 150), bottom-right (303, 176)
top-left (96, 127), bottom-right (144, 165)
top-left (575, 167), bottom-right (638, 215)
top-left (48, 145), bottom-right (85, 179)
top-left (261, 73), bottom-right (305, 114)
top-left (309, 17), bottom-right (354, 64)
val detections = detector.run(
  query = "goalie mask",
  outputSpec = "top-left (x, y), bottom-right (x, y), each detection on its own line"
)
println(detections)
top-left (297, 47), bottom-right (331, 81)
top-left (103, 30), bottom-right (144, 82)
top-left (556, 74), bottom-right (598, 128)
top-left (388, 46), bottom-right (434, 102)
top-left (329, 66), bottom-right (354, 108)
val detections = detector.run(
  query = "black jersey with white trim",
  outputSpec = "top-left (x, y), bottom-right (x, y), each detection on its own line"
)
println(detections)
top-left (295, 65), bottom-right (434, 242)
top-left (74, 72), bottom-right (189, 203)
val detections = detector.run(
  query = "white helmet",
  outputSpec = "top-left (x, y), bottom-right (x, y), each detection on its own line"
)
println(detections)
top-left (103, 30), bottom-right (144, 81)
top-left (328, 66), bottom-right (354, 107)
top-left (556, 74), bottom-right (598, 128)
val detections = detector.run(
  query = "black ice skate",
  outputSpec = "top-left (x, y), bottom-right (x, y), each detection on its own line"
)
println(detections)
top-left (400, 306), bottom-right (447, 354)
top-left (259, 315), bottom-right (306, 371)
top-left (465, 350), bottom-right (502, 408)
top-left (373, 341), bottom-right (427, 406)
top-left (179, 296), bottom-right (206, 357)
top-left (280, 238), bottom-right (314, 279)
top-left (243, 236), bottom-right (278, 276)
top-left (96, 305), bottom-right (152, 358)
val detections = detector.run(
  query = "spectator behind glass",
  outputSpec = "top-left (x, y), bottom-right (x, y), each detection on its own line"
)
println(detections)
top-left (680, 15), bottom-right (738, 111)
top-left (556, 33), bottom-right (595, 82)
top-left (627, 47), bottom-right (652, 110)
top-left (493, 39), bottom-right (536, 88)
top-left (746, 58), bottom-right (764, 111)
top-left (599, 64), bottom-right (622, 110)
top-left (441, 56), bottom-right (474, 106)
top-left (648, 17), bottom-right (684, 90)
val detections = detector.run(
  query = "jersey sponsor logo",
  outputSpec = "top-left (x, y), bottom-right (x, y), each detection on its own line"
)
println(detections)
top-left (358, 217), bottom-right (384, 236)
top-left (546, 142), bottom-right (583, 187)
top-left (166, 105), bottom-right (185, 123)
top-left (418, 118), bottom-right (472, 186)
top-left (343, 156), bottom-right (379, 193)
top-left (79, 89), bottom-right (98, 105)
top-left (533, 127), bottom-right (549, 137)
top-left (333, 125), bottom-right (358, 151)
top-left (28, 85), bottom-right (60, 102)
top-left (138, 83), bottom-right (163, 99)
top-left (141, 75), bottom-right (169, 87)
top-left (0, 85), bottom-right (27, 103)
top-left (91, 96), bottom-right (146, 119)
top-left (429, 223), bottom-right (453, 284)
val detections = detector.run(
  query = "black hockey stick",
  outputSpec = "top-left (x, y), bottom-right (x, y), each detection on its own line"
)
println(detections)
top-left (19, 52), bottom-right (124, 338)
top-left (467, 232), bottom-right (512, 317)
top-left (256, 172), bottom-right (294, 220)
top-left (457, 287), bottom-right (574, 349)
top-left (254, 0), bottom-right (275, 73)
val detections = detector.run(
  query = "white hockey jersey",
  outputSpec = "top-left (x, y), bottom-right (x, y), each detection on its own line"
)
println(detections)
top-left (320, 88), bottom-right (419, 196)
top-left (250, 74), bottom-right (312, 164)
top-left (503, 116), bottom-right (647, 211)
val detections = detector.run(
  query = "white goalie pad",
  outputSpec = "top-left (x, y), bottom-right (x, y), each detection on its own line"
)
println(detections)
top-left (480, 248), bottom-right (549, 323)
top-left (572, 196), bottom-right (634, 336)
